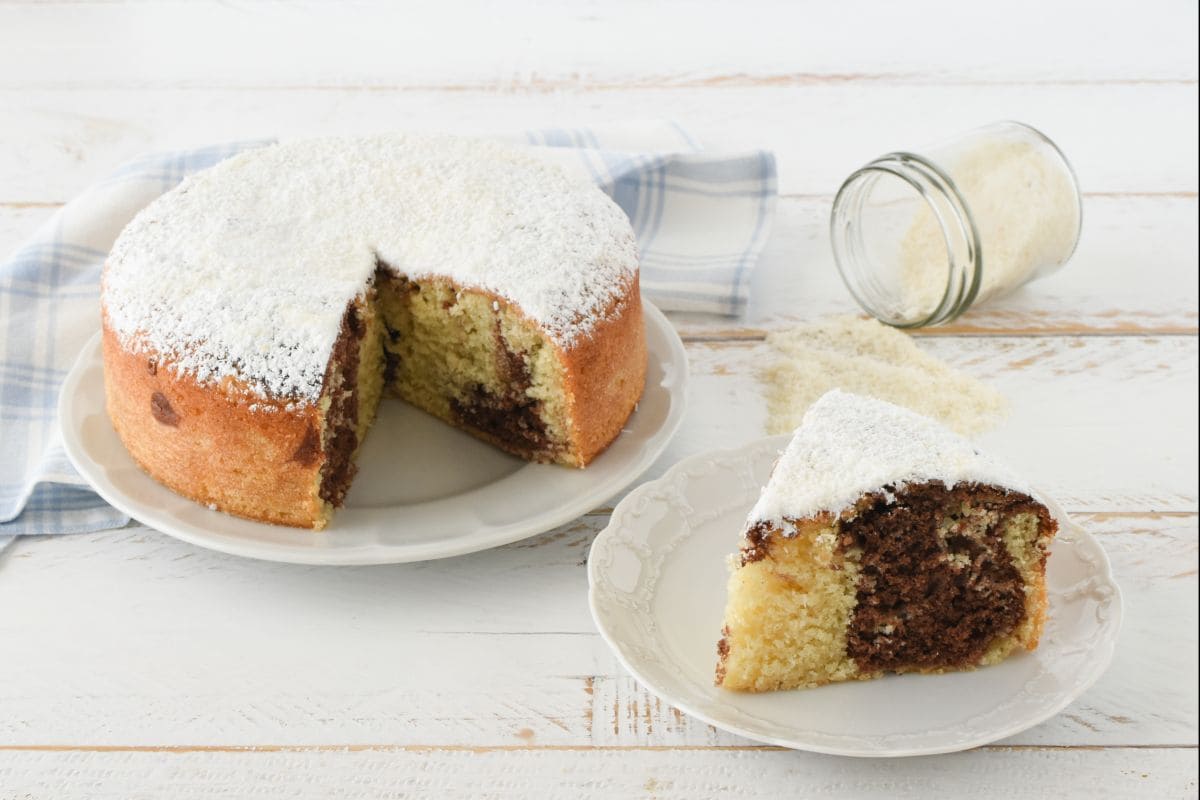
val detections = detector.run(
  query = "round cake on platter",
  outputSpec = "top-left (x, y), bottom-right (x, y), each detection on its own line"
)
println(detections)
top-left (101, 134), bottom-right (647, 529)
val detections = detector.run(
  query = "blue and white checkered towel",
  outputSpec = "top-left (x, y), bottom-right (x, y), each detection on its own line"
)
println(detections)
top-left (0, 121), bottom-right (776, 544)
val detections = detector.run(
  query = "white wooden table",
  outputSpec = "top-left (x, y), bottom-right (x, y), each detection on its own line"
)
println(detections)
top-left (1, 2), bottom-right (1197, 796)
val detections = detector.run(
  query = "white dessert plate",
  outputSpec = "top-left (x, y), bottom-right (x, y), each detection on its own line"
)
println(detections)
top-left (588, 435), bottom-right (1123, 757)
top-left (60, 301), bottom-right (687, 565)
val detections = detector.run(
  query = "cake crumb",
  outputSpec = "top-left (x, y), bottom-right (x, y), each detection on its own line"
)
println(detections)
top-left (761, 316), bottom-right (1007, 437)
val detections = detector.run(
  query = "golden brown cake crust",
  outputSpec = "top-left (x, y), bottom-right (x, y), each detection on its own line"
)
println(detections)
top-left (559, 274), bottom-right (647, 466)
top-left (102, 323), bottom-right (327, 529)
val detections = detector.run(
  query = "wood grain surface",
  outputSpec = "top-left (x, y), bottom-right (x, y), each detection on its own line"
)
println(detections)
top-left (0, 1), bottom-right (1196, 797)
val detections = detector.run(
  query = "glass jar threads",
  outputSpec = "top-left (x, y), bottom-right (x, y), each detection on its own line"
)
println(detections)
top-left (830, 121), bottom-right (1083, 328)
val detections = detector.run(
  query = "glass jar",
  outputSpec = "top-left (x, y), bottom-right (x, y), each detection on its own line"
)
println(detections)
top-left (830, 121), bottom-right (1082, 327)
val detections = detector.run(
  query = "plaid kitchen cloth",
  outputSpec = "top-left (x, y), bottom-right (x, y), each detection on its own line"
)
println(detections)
top-left (0, 121), bottom-right (776, 543)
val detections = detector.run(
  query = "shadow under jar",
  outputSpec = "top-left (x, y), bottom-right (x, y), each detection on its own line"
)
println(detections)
top-left (830, 121), bottom-right (1083, 328)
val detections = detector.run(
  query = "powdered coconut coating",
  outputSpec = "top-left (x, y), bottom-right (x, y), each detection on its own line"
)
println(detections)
top-left (103, 134), bottom-right (639, 401)
top-left (748, 390), bottom-right (1037, 530)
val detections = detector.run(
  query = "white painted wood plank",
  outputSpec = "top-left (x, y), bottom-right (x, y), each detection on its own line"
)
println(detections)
top-left (0, 514), bottom-right (1192, 747)
top-left (0, 746), bottom-right (1195, 799)
top-left (910, 336), bottom-right (1198, 512)
top-left (5, 195), bottom-right (1193, 334)
top-left (675, 337), bottom-right (1199, 512)
top-left (0, 520), bottom-right (608, 748)
top-left (1, 83), bottom-right (1195, 203)
top-left (695, 194), bottom-right (1198, 335)
top-left (1, 0), bottom-right (1195, 89)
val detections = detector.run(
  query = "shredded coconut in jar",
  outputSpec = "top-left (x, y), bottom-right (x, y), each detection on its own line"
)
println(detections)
top-left (898, 131), bottom-right (1081, 321)
top-left (761, 316), bottom-right (1007, 437)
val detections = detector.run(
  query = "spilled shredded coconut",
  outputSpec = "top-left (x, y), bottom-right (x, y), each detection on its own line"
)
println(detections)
top-left (761, 316), bottom-right (1007, 437)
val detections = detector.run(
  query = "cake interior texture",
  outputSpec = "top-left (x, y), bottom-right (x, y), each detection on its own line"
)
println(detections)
top-left (717, 480), bottom-right (1056, 692)
top-left (308, 265), bottom-right (596, 526)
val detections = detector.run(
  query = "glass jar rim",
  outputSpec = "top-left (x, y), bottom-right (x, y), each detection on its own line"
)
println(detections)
top-left (831, 151), bottom-right (983, 328)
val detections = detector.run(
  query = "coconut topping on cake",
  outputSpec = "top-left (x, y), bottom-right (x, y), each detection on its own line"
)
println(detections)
top-left (103, 134), bottom-right (639, 401)
top-left (748, 390), bottom-right (1035, 529)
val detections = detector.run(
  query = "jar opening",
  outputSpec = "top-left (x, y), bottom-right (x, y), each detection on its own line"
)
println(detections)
top-left (831, 155), bottom-right (982, 328)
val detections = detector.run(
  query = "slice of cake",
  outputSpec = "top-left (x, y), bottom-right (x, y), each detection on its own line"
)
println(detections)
top-left (716, 390), bottom-right (1057, 692)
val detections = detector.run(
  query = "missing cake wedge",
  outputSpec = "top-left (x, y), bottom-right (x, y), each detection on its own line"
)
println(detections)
top-left (716, 390), bottom-right (1058, 692)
